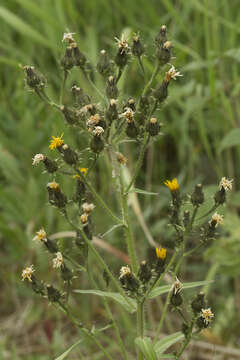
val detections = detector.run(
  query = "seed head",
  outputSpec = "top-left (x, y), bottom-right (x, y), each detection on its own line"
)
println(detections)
top-left (33, 228), bottom-right (47, 242)
top-left (92, 126), bottom-right (104, 136)
top-left (201, 308), bottom-right (214, 324)
top-left (22, 265), bottom-right (35, 282)
top-left (209, 212), bottom-right (224, 227)
top-left (219, 177), bottom-right (233, 191)
top-left (53, 252), bottom-right (64, 269)
top-left (115, 35), bottom-right (130, 54)
top-left (121, 108), bottom-right (135, 123)
top-left (32, 153), bottom-right (45, 166)
top-left (62, 32), bottom-right (76, 43)
top-left (171, 277), bottom-right (183, 295)
top-left (165, 65), bottom-right (183, 83)
top-left (47, 181), bottom-right (60, 191)
top-left (119, 266), bottom-right (131, 278)
top-left (82, 202), bottom-right (95, 214)
top-left (80, 213), bottom-right (88, 224)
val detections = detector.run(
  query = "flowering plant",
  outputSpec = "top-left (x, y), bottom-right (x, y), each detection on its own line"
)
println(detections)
top-left (22, 28), bottom-right (232, 360)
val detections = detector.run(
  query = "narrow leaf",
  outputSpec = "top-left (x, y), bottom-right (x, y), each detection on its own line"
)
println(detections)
top-left (148, 280), bottom-right (213, 299)
top-left (219, 128), bottom-right (240, 152)
top-left (74, 289), bottom-right (136, 313)
top-left (154, 332), bottom-right (184, 355)
top-left (128, 188), bottom-right (159, 196)
top-left (55, 339), bottom-right (83, 360)
top-left (135, 337), bottom-right (158, 360)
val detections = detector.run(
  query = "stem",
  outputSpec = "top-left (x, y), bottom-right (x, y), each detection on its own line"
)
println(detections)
top-left (137, 56), bottom-right (145, 77)
top-left (87, 260), bottom-right (128, 360)
top-left (81, 68), bottom-right (107, 104)
top-left (122, 193), bottom-right (138, 273)
top-left (125, 133), bottom-right (150, 194)
top-left (77, 170), bottom-right (123, 225)
top-left (176, 318), bottom-right (196, 359)
top-left (140, 61), bottom-right (160, 102)
top-left (60, 70), bottom-right (68, 105)
top-left (63, 210), bottom-right (135, 310)
top-left (137, 301), bottom-right (144, 360)
top-left (35, 89), bottom-right (61, 111)
top-left (196, 204), bottom-right (219, 221)
top-left (116, 67), bottom-right (123, 83)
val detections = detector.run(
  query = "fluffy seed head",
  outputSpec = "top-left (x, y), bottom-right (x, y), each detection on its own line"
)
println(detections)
top-left (32, 153), bottom-right (45, 166)
top-left (22, 265), bottom-right (35, 282)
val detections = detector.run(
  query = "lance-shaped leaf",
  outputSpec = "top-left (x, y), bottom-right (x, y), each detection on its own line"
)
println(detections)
top-left (135, 337), bottom-right (158, 360)
top-left (154, 332), bottom-right (184, 355)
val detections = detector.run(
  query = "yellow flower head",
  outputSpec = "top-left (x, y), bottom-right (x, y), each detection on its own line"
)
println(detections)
top-left (156, 247), bottom-right (167, 260)
top-left (164, 178), bottom-right (179, 192)
top-left (49, 133), bottom-right (64, 150)
top-left (72, 167), bottom-right (88, 180)
top-left (47, 181), bottom-right (60, 191)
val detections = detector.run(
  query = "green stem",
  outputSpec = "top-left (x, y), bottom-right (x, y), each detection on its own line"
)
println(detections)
top-left (63, 210), bottom-right (135, 310)
top-left (176, 318), bottom-right (196, 359)
top-left (137, 56), bottom-right (145, 77)
top-left (60, 70), bottom-right (68, 105)
top-left (140, 61), bottom-right (160, 103)
top-left (87, 260), bottom-right (128, 360)
top-left (81, 68), bottom-right (107, 104)
top-left (196, 204), bottom-right (219, 221)
top-left (77, 170), bottom-right (123, 225)
top-left (35, 89), bottom-right (61, 111)
top-left (116, 67), bottom-right (123, 83)
top-left (125, 132), bottom-right (150, 194)
top-left (137, 301), bottom-right (144, 360)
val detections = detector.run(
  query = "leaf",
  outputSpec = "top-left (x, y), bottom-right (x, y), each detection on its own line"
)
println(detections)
top-left (154, 332), bottom-right (184, 355)
top-left (0, 6), bottom-right (56, 49)
top-left (74, 289), bottom-right (136, 313)
top-left (128, 188), bottom-right (159, 196)
top-left (135, 337), bottom-right (158, 360)
top-left (55, 339), bottom-right (83, 360)
top-left (148, 280), bottom-right (213, 299)
top-left (219, 128), bottom-right (240, 152)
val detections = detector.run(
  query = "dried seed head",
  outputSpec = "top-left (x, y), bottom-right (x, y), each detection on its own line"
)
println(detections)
top-left (47, 181), bottom-right (60, 191)
top-left (87, 114), bottom-right (101, 127)
top-left (80, 213), bottom-right (88, 224)
top-left (32, 153), bottom-right (45, 166)
top-left (82, 202), bottom-right (95, 214)
top-left (119, 265), bottom-right (131, 278)
top-left (33, 228), bottom-right (47, 242)
top-left (121, 108), bottom-right (134, 123)
top-left (115, 35), bottom-right (130, 54)
top-left (117, 152), bottom-right (127, 166)
top-left (209, 212), bottom-right (224, 227)
top-left (201, 308), bottom-right (214, 324)
top-left (53, 252), bottom-right (64, 269)
top-left (219, 177), bottom-right (233, 191)
top-left (22, 265), bottom-right (35, 282)
top-left (163, 41), bottom-right (172, 49)
top-left (171, 277), bottom-right (183, 295)
top-left (62, 32), bottom-right (76, 43)
top-left (92, 126), bottom-right (104, 136)
top-left (165, 65), bottom-right (183, 83)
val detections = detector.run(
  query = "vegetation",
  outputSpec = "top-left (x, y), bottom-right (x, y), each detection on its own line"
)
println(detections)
top-left (0, 1), bottom-right (240, 359)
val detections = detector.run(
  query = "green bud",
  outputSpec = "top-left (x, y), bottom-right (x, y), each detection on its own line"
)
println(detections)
top-left (43, 157), bottom-right (58, 173)
top-left (191, 184), bottom-right (204, 206)
top-left (72, 43), bottom-right (86, 68)
top-left (137, 260), bottom-right (152, 284)
top-left (146, 117), bottom-right (160, 136)
top-left (155, 25), bottom-right (167, 48)
top-left (156, 41), bottom-right (172, 65)
top-left (61, 46), bottom-right (75, 71)
top-left (59, 144), bottom-right (78, 166)
top-left (132, 34), bottom-right (144, 57)
top-left (126, 122), bottom-right (138, 138)
top-left (170, 292), bottom-right (183, 307)
top-left (97, 50), bottom-right (114, 77)
top-left (191, 292), bottom-right (206, 314)
top-left (106, 76), bottom-right (118, 99)
top-left (24, 66), bottom-right (46, 91)
top-left (47, 284), bottom-right (61, 302)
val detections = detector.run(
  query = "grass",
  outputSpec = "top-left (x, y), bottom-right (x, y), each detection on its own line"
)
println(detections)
top-left (0, 0), bottom-right (240, 358)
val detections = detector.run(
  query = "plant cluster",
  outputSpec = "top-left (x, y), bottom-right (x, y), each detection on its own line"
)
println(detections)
top-left (21, 27), bottom-right (233, 360)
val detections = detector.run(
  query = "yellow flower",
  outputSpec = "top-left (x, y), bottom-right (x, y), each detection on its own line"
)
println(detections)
top-left (164, 178), bottom-right (179, 192)
top-left (49, 133), bottom-right (64, 150)
top-left (156, 247), bottom-right (167, 260)
top-left (72, 167), bottom-right (88, 180)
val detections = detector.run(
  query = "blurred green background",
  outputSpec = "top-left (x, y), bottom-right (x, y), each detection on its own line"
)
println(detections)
top-left (1, 0), bottom-right (240, 359)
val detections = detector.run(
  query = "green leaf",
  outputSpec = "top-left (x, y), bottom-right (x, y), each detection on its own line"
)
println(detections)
top-left (135, 337), bottom-right (158, 360)
top-left (74, 289), bottom-right (136, 313)
top-left (148, 280), bottom-right (213, 299)
top-left (154, 332), bottom-right (184, 355)
top-left (55, 339), bottom-right (83, 360)
top-left (128, 188), bottom-right (159, 196)
top-left (0, 6), bottom-right (56, 49)
top-left (219, 128), bottom-right (240, 152)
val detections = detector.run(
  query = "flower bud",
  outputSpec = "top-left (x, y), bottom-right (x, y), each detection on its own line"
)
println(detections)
top-left (47, 182), bottom-right (67, 209)
top-left (71, 85), bottom-right (90, 107)
top-left (97, 49), bottom-right (114, 77)
top-left (170, 292), bottom-right (183, 307)
top-left (126, 122), bottom-right (138, 138)
top-left (43, 157), bottom-right (58, 173)
top-left (61, 46), bottom-right (75, 71)
top-left (146, 117), bottom-right (160, 136)
top-left (106, 76), bottom-right (119, 99)
top-left (191, 292), bottom-right (206, 314)
top-left (106, 99), bottom-right (118, 123)
top-left (47, 284), bottom-right (61, 302)
top-left (90, 132), bottom-right (105, 153)
top-left (61, 105), bottom-right (79, 125)
top-left (59, 144), bottom-right (78, 166)
top-left (132, 34), bottom-right (144, 57)
top-left (191, 184), bottom-right (204, 206)
top-left (114, 36), bottom-right (130, 69)
top-left (155, 25), bottom-right (167, 48)
top-left (156, 41), bottom-right (172, 65)
top-left (183, 210), bottom-right (190, 228)
top-left (153, 80), bottom-right (169, 103)
top-left (137, 260), bottom-right (152, 284)
top-left (214, 187), bottom-right (226, 205)
top-left (24, 66), bottom-right (46, 91)
top-left (72, 43), bottom-right (86, 68)
top-left (61, 264), bottom-right (74, 282)
top-left (119, 266), bottom-right (139, 294)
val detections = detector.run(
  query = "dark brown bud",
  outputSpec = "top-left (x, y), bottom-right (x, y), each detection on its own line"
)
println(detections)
top-left (191, 184), bottom-right (204, 206)
top-left (61, 46), bottom-right (75, 70)
top-left (214, 187), bottom-right (226, 205)
top-left (126, 122), bottom-right (138, 138)
top-left (106, 76), bottom-right (118, 99)
top-left (72, 43), bottom-right (86, 68)
top-left (106, 99), bottom-right (118, 123)
top-left (47, 284), bottom-right (61, 302)
top-left (155, 25), bottom-right (167, 48)
top-left (156, 41), bottom-right (172, 65)
top-left (146, 117), bottom-right (160, 136)
top-left (97, 50), bottom-right (114, 77)
top-left (43, 157), bottom-right (58, 173)
top-left (138, 260), bottom-right (152, 284)
top-left (191, 292), bottom-right (206, 314)
top-left (183, 210), bottom-right (190, 228)
top-left (61, 105), bottom-right (79, 125)
top-left (47, 182), bottom-right (67, 209)
top-left (59, 144), bottom-right (78, 165)
top-left (24, 66), bottom-right (46, 90)
top-left (170, 292), bottom-right (183, 307)
top-left (61, 264), bottom-right (73, 282)
top-left (132, 34), bottom-right (144, 57)
top-left (153, 80), bottom-right (169, 103)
